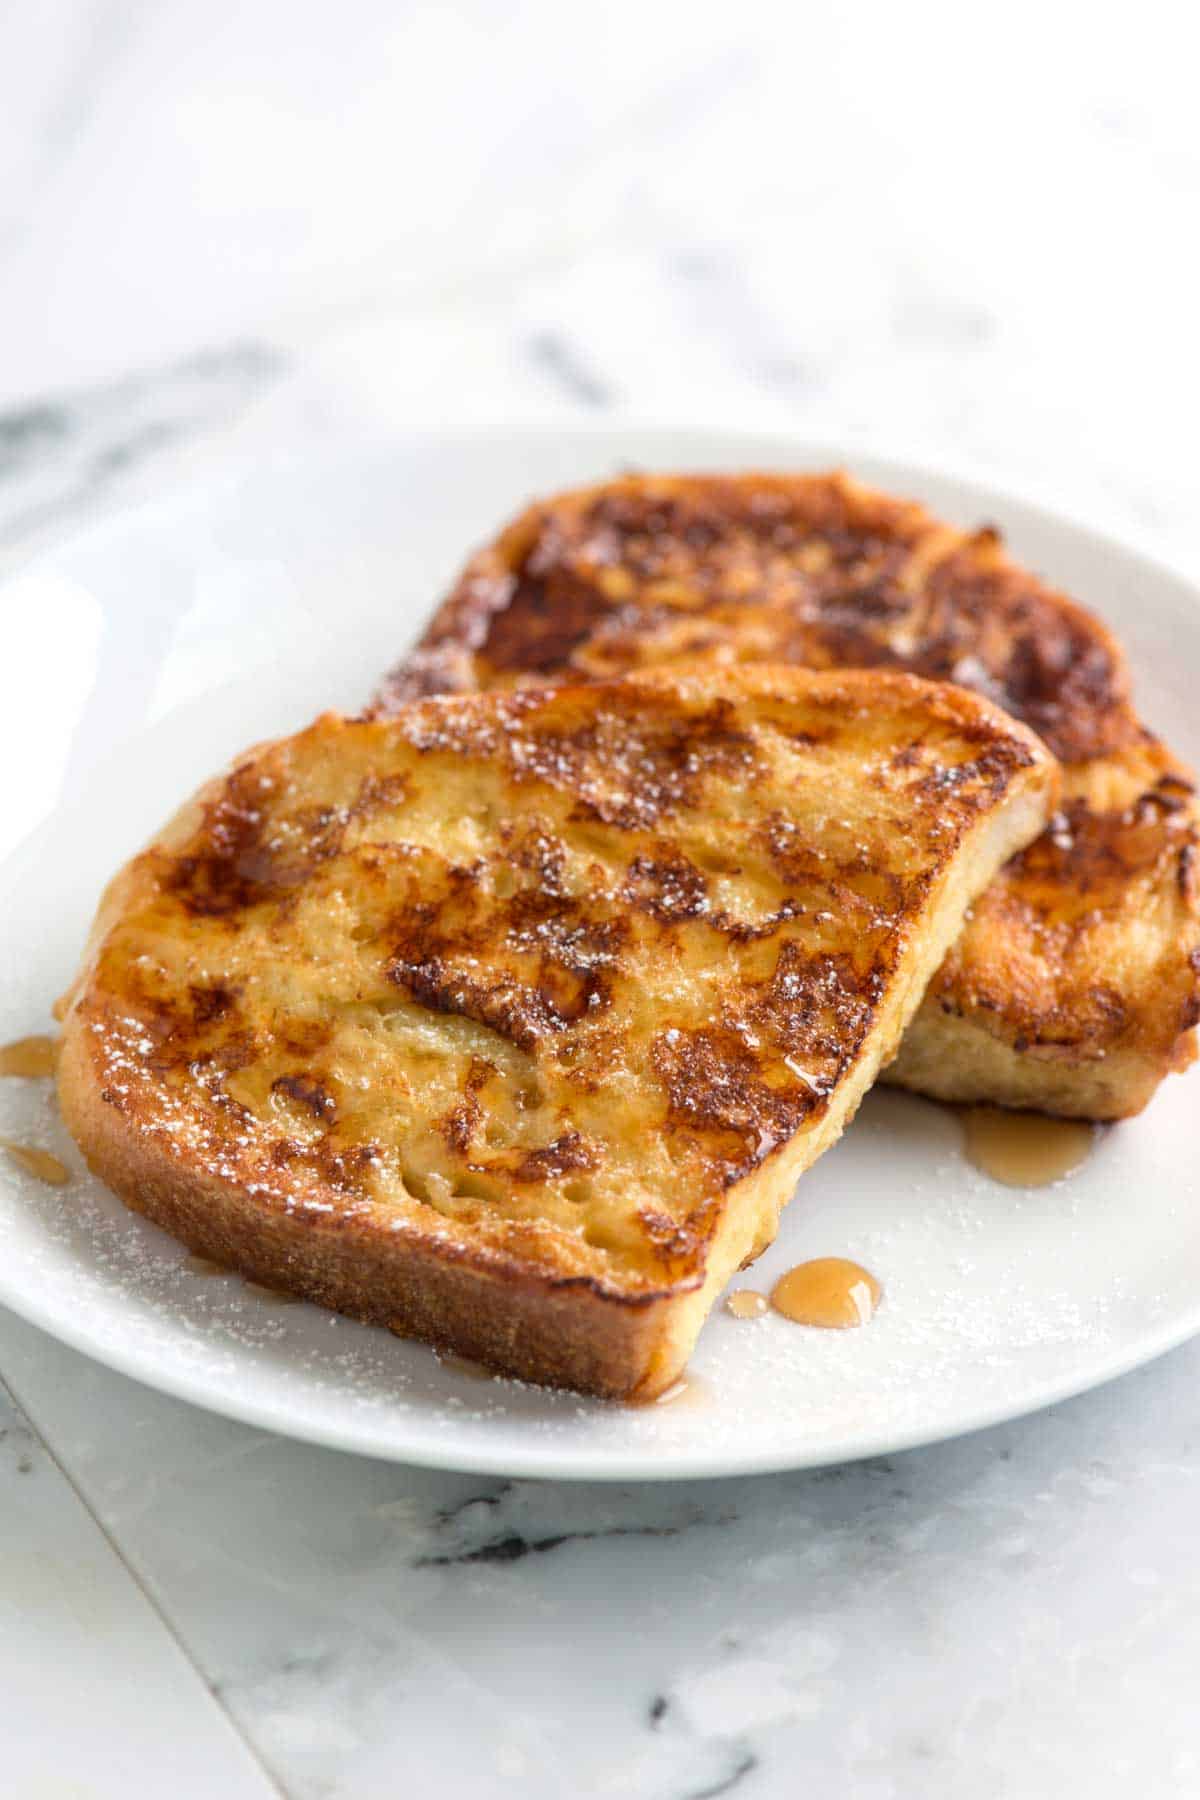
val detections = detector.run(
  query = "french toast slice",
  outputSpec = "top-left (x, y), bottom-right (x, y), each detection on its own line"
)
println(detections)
top-left (58, 667), bottom-right (1055, 1398)
top-left (376, 472), bottom-right (1200, 1119)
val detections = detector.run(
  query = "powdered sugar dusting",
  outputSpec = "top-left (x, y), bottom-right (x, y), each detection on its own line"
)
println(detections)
top-left (2, 663), bottom-right (1198, 1475)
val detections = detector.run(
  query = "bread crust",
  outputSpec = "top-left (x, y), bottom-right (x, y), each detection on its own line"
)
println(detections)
top-left (375, 472), bottom-right (1200, 1117)
top-left (58, 1023), bottom-right (676, 1396)
top-left (59, 666), bottom-right (1056, 1396)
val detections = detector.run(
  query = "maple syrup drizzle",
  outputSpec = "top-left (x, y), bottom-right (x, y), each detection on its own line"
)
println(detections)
top-left (0, 1139), bottom-right (70, 1186)
top-left (0, 1035), bottom-right (58, 1079)
top-left (0, 1036), bottom-right (67, 1182)
top-left (770, 1257), bottom-right (881, 1329)
top-left (182, 1255), bottom-right (300, 1304)
top-left (725, 1288), bottom-right (769, 1319)
top-left (961, 1106), bottom-right (1094, 1188)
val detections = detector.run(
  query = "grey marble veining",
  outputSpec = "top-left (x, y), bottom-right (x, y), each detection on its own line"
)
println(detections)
top-left (5, 1300), bottom-right (1200, 1799)
top-left (0, 343), bottom-right (283, 558)
top-left (0, 1371), bottom-right (277, 1796)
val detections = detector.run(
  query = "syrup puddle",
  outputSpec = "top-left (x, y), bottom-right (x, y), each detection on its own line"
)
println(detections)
top-left (0, 1035), bottom-right (58, 1079)
top-left (0, 1035), bottom-right (67, 1181)
top-left (961, 1106), bottom-right (1095, 1187)
top-left (0, 1139), bottom-right (70, 1186)
top-left (725, 1289), bottom-right (769, 1319)
top-left (770, 1257), bottom-right (881, 1329)
top-left (183, 1255), bottom-right (302, 1306)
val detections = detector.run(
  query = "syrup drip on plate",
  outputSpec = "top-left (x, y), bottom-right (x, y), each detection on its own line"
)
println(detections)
top-left (725, 1289), bottom-right (769, 1319)
top-left (0, 1035), bottom-right (58, 1079)
top-left (0, 1037), bottom-right (66, 1179)
top-left (0, 1139), bottom-right (70, 1186)
top-left (770, 1257), bottom-right (881, 1329)
top-left (961, 1106), bottom-right (1094, 1187)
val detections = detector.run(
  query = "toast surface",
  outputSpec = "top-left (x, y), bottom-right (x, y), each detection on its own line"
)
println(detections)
top-left (376, 472), bottom-right (1200, 1117)
top-left (59, 667), bottom-right (1055, 1397)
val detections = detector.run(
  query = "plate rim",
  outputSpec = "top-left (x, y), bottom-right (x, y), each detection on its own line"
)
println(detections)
top-left (6, 1259), bottom-right (1200, 1481)
top-left (5, 415), bottom-right (1198, 631)
top-left (3, 420), bottom-right (1200, 1479)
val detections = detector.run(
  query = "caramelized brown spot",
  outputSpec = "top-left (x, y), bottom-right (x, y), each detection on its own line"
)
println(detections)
top-left (438, 1057), bottom-right (494, 1151)
top-left (622, 851), bottom-right (709, 922)
top-left (651, 1022), bottom-right (817, 1180)
top-left (1010, 792), bottom-right (1190, 909)
top-left (909, 739), bottom-right (1034, 803)
top-left (188, 984), bottom-right (236, 1026)
top-left (271, 1073), bottom-right (337, 1122)
top-left (376, 472), bottom-right (1138, 766)
top-left (511, 1131), bottom-right (601, 1183)
top-left (483, 568), bottom-right (613, 673)
top-left (503, 891), bottom-right (625, 1019)
top-left (168, 768), bottom-right (348, 916)
top-left (386, 955), bottom-right (583, 1052)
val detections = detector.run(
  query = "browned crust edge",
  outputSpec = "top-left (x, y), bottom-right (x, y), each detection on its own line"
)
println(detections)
top-left (57, 1022), bottom-right (679, 1399)
top-left (884, 1005), bottom-right (1195, 1121)
top-left (372, 470), bottom-right (1137, 761)
top-left (57, 665), bottom-right (1058, 1398)
top-left (372, 473), bottom-right (1200, 1120)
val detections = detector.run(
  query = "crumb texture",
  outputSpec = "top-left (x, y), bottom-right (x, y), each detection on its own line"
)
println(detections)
top-left (63, 667), bottom-right (1050, 1303)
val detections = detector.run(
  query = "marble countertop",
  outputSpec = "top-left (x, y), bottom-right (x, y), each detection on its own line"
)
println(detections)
top-left (2, 5), bottom-right (1199, 1795)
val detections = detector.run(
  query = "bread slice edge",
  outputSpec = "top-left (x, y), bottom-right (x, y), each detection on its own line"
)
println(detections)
top-left (57, 720), bottom-right (1055, 1400)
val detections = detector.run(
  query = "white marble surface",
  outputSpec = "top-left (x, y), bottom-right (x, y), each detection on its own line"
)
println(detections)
top-left (2, 3), bottom-right (1200, 1794)
top-left (8, 1302), bottom-right (1200, 1799)
top-left (0, 1376), bottom-right (274, 1797)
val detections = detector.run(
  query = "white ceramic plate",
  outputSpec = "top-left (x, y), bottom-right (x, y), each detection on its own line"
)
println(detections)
top-left (2, 427), bottom-right (1198, 1480)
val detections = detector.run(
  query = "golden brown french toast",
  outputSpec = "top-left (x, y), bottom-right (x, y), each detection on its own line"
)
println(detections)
top-left (58, 667), bottom-right (1055, 1398)
top-left (376, 472), bottom-right (1200, 1118)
